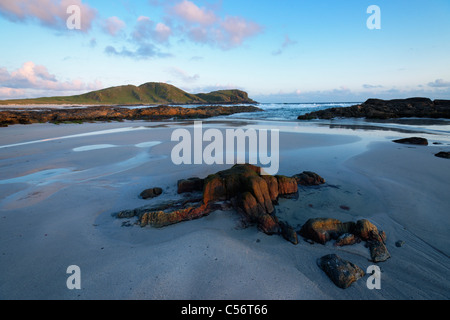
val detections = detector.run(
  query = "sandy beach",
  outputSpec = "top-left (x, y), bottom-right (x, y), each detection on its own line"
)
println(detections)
top-left (0, 119), bottom-right (449, 300)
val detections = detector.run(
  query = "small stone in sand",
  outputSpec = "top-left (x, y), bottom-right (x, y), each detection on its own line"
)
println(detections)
top-left (396, 240), bottom-right (405, 247)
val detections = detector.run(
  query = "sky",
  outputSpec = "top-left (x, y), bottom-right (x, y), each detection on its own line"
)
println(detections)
top-left (0, 0), bottom-right (449, 103)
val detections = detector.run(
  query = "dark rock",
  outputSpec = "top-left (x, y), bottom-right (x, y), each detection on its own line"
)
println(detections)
top-left (279, 221), bottom-right (299, 245)
top-left (435, 151), bottom-right (450, 159)
top-left (317, 254), bottom-right (365, 289)
top-left (293, 171), bottom-right (325, 186)
top-left (393, 137), bottom-right (429, 146)
top-left (140, 187), bottom-right (163, 199)
top-left (299, 218), bottom-right (355, 245)
top-left (177, 178), bottom-right (204, 194)
top-left (298, 98), bottom-right (450, 120)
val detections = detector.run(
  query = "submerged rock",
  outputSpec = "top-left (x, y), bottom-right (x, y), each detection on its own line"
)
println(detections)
top-left (317, 254), bottom-right (365, 289)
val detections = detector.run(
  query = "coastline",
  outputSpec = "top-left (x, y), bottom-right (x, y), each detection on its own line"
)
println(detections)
top-left (0, 118), bottom-right (449, 299)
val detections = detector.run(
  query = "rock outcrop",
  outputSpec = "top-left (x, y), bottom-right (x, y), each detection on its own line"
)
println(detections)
top-left (0, 105), bottom-right (262, 126)
top-left (201, 164), bottom-right (299, 234)
top-left (298, 98), bottom-right (450, 120)
top-left (119, 164), bottom-right (325, 238)
top-left (317, 254), bottom-right (365, 289)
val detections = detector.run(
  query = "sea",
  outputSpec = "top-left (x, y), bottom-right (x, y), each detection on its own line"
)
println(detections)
top-left (169, 102), bottom-right (360, 121)
top-left (168, 102), bottom-right (450, 137)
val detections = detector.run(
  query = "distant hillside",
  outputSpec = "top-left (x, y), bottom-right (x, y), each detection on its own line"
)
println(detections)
top-left (0, 82), bottom-right (257, 106)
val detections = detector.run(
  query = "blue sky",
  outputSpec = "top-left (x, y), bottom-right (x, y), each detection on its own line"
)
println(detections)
top-left (0, 0), bottom-right (449, 102)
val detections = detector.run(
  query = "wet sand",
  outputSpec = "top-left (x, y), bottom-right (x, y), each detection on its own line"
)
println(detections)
top-left (0, 119), bottom-right (449, 299)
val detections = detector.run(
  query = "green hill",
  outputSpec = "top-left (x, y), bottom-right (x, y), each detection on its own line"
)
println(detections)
top-left (0, 82), bottom-right (257, 105)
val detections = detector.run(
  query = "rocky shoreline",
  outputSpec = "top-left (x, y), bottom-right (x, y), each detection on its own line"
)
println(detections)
top-left (0, 105), bottom-right (262, 126)
top-left (298, 98), bottom-right (450, 120)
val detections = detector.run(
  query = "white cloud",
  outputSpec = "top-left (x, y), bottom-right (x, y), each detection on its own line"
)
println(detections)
top-left (428, 79), bottom-right (450, 88)
top-left (272, 35), bottom-right (297, 55)
top-left (133, 16), bottom-right (172, 43)
top-left (168, 67), bottom-right (199, 83)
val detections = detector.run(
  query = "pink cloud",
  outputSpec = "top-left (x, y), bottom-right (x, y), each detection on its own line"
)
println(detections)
top-left (167, 1), bottom-right (263, 49)
top-left (0, 62), bottom-right (102, 98)
top-left (102, 16), bottom-right (126, 36)
top-left (172, 0), bottom-right (217, 26)
top-left (219, 16), bottom-right (263, 47)
top-left (0, 0), bottom-right (97, 32)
